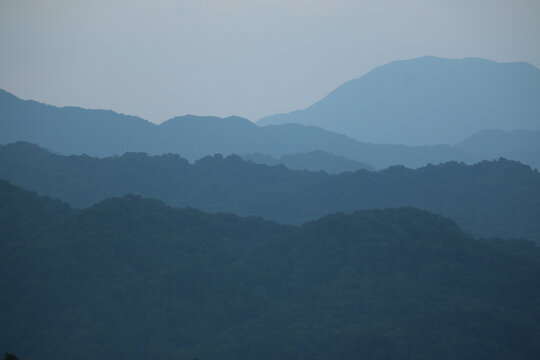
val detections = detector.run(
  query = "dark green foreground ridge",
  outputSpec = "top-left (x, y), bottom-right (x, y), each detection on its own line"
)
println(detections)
top-left (1, 180), bottom-right (540, 359)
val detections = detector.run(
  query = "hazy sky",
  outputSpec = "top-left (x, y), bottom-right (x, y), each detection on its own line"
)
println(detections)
top-left (1, 0), bottom-right (539, 123)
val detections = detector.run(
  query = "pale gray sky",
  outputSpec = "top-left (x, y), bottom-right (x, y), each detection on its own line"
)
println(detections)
top-left (1, 0), bottom-right (539, 123)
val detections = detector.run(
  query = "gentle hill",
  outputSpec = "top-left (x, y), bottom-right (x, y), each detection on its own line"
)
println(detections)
top-left (0, 89), bottom-right (478, 169)
top-left (240, 152), bottom-right (280, 166)
top-left (259, 56), bottom-right (540, 145)
top-left (0, 89), bottom-right (155, 157)
top-left (0, 178), bottom-right (73, 241)
top-left (1, 142), bottom-right (539, 242)
top-left (241, 150), bottom-right (375, 173)
top-left (1, 180), bottom-right (540, 359)
top-left (456, 129), bottom-right (540, 170)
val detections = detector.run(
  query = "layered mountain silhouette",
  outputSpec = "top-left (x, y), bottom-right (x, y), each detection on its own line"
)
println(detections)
top-left (0, 89), bottom-right (155, 156)
top-left (241, 151), bottom-right (375, 173)
top-left (456, 129), bottom-right (540, 170)
top-left (259, 56), bottom-right (540, 145)
top-left (2, 54), bottom-right (540, 360)
top-left (0, 88), bottom-right (476, 169)
top-left (2, 142), bottom-right (539, 242)
top-left (2, 56), bottom-right (540, 170)
top-left (2, 179), bottom-right (540, 359)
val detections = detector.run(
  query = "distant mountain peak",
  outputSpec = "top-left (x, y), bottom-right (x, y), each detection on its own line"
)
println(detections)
top-left (159, 114), bottom-right (254, 127)
top-left (258, 56), bottom-right (540, 145)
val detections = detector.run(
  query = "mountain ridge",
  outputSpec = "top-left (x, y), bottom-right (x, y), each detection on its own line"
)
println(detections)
top-left (259, 56), bottom-right (540, 145)
top-left (2, 69), bottom-right (539, 169)
top-left (0, 88), bottom-right (479, 169)
top-left (2, 178), bottom-right (540, 359)
top-left (240, 150), bottom-right (375, 173)
top-left (456, 129), bottom-right (540, 169)
top-left (1, 141), bottom-right (539, 242)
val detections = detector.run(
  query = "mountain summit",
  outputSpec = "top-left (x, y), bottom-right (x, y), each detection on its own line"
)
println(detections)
top-left (258, 56), bottom-right (540, 145)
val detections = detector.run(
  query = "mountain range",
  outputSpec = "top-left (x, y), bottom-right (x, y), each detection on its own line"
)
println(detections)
top-left (1, 142), bottom-right (539, 242)
top-left (2, 54), bottom-right (540, 359)
top-left (455, 129), bottom-right (540, 170)
top-left (2, 179), bottom-right (540, 359)
top-left (1, 86), bottom-right (539, 170)
top-left (240, 151), bottom-right (375, 173)
top-left (259, 56), bottom-right (540, 145)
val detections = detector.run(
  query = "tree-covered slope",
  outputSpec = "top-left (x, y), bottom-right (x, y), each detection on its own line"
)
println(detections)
top-left (1, 142), bottom-right (539, 242)
top-left (241, 150), bottom-right (375, 173)
top-left (1, 180), bottom-right (540, 359)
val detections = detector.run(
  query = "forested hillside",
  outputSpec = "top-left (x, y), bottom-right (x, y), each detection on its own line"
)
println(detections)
top-left (240, 150), bottom-right (375, 173)
top-left (1, 142), bottom-right (539, 242)
top-left (2, 180), bottom-right (540, 359)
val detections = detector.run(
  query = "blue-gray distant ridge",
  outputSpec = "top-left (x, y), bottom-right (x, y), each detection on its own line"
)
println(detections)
top-left (258, 56), bottom-right (540, 145)
top-left (0, 89), bottom-right (475, 169)
top-left (1, 79), bottom-right (539, 169)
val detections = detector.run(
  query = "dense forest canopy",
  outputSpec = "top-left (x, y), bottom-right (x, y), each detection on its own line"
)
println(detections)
top-left (1, 142), bottom-right (539, 242)
top-left (1, 180), bottom-right (540, 359)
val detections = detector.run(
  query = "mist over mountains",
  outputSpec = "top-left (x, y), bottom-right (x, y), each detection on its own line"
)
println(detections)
top-left (1, 83), bottom-right (539, 170)
top-left (0, 88), bottom-right (469, 170)
top-left (2, 142), bottom-right (539, 243)
top-left (456, 129), bottom-right (540, 170)
top-left (2, 55), bottom-right (540, 359)
top-left (259, 56), bottom-right (540, 145)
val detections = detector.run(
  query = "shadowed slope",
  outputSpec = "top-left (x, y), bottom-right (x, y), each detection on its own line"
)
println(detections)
top-left (1, 180), bottom-right (540, 359)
